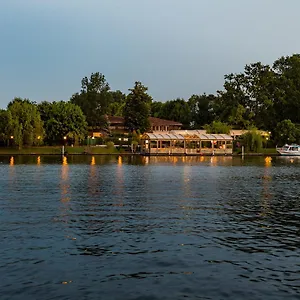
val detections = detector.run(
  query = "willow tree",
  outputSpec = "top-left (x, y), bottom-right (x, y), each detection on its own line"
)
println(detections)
top-left (0, 109), bottom-right (14, 146)
top-left (7, 98), bottom-right (44, 148)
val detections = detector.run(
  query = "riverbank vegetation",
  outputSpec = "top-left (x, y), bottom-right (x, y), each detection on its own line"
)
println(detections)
top-left (1, 54), bottom-right (300, 152)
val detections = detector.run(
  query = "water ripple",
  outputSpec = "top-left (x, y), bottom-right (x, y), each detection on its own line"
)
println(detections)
top-left (1, 156), bottom-right (300, 299)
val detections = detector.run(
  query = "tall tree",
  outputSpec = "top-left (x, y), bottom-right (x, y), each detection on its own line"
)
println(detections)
top-left (0, 109), bottom-right (14, 146)
top-left (188, 94), bottom-right (215, 128)
top-left (273, 119), bottom-right (300, 145)
top-left (204, 121), bottom-right (230, 134)
top-left (157, 98), bottom-right (191, 128)
top-left (70, 72), bottom-right (111, 128)
top-left (7, 98), bottom-right (44, 148)
top-left (272, 54), bottom-right (300, 124)
top-left (124, 81), bottom-right (152, 133)
top-left (38, 101), bottom-right (87, 145)
top-left (214, 62), bottom-right (276, 129)
top-left (107, 90), bottom-right (126, 116)
top-left (150, 101), bottom-right (164, 118)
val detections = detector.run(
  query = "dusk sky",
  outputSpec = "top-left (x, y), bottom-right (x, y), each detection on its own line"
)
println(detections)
top-left (1, 0), bottom-right (300, 108)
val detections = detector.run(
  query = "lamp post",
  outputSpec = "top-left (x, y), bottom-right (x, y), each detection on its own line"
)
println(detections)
top-left (265, 137), bottom-right (269, 151)
top-left (62, 136), bottom-right (67, 156)
top-left (9, 135), bottom-right (14, 147)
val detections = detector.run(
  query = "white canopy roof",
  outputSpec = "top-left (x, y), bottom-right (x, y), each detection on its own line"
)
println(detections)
top-left (143, 131), bottom-right (232, 141)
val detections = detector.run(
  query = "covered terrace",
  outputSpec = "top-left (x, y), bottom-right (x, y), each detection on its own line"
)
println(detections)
top-left (141, 130), bottom-right (233, 155)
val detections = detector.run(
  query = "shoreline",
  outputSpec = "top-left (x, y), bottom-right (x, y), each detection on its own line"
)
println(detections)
top-left (0, 152), bottom-right (280, 157)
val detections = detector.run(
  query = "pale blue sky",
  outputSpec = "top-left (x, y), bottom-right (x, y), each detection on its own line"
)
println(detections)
top-left (1, 0), bottom-right (299, 108)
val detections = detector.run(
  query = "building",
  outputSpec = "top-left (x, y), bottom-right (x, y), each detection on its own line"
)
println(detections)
top-left (148, 117), bottom-right (182, 131)
top-left (141, 130), bottom-right (233, 155)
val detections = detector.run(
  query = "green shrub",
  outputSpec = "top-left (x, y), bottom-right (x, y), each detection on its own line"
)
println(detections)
top-left (106, 141), bottom-right (114, 149)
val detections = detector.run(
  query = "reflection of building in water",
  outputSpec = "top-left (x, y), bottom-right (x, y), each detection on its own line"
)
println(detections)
top-left (61, 156), bottom-right (70, 203)
top-left (88, 156), bottom-right (99, 196)
top-left (142, 156), bottom-right (150, 165)
top-left (181, 165), bottom-right (192, 220)
top-left (8, 156), bottom-right (16, 189)
top-left (114, 156), bottom-right (124, 206)
top-left (261, 157), bottom-right (273, 216)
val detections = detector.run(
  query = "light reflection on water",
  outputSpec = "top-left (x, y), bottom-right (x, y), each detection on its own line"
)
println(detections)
top-left (1, 155), bottom-right (300, 300)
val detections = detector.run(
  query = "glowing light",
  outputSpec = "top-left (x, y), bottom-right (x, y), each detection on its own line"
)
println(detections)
top-left (62, 156), bottom-right (68, 165)
top-left (37, 156), bottom-right (41, 165)
top-left (265, 156), bottom-right (272, 167)
top-left (91, 156), bottom-right (96, 165)
top-left (9, 156), bottom-right (14, 166)
top-left (10, 136), bottom-right (14, 139)
top-left (118, 156), bottom-right (122, 165)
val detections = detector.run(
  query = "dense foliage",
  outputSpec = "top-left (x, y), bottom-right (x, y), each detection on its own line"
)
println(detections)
top-left (2, 53), bottom-right (300, 147)
top-left (6, 98), bottom-right (44, 148)
top-left (70, 72), bottom-right (111, 129)
top-left (38, 101), bottom-right (87, 145)
top-left (123, 81), bottom-right (152, 133)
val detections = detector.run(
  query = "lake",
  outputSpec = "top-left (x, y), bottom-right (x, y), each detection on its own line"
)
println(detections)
top-left (1, 155), bottom-right (300, 300)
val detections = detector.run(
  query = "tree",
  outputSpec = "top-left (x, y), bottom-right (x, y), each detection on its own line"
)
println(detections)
top-left (158, 98), bottom-right (191, 128)
top-left (38, 101), bottom-right (87, 145)
top-left (214, 62), bottom-right (276, 130)
top-left (7, 98), bottom-right (44, 148)
top-left (107, 90), bottom-right (126, 116)
top-left (0, 109), bottom-right (14, 146)
top-left (70, 72), bottom-right (111, 128)
top-left (124, 81), bottom-right (152, 133)
top-left (150, 101), bottom-right (164, 118)
top-left (272, 54), bottom-right (300, 124)
top-left (204, 121), bottom-right (230, 134)
top-left (188, 94), bottom-right (215, 128)
top-left (273, 119), bottom-right (300, 146)
top-left (228, 104), bottom-right (251, 129)
top-left (240, 130), bottom-right (263, 153)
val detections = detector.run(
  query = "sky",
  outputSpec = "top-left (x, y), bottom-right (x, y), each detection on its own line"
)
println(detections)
top-left (0, 0), bottom-right (300, 108)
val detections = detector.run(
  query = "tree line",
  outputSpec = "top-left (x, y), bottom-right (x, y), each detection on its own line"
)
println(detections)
top-left (1, 53), bottom-right (300, 148)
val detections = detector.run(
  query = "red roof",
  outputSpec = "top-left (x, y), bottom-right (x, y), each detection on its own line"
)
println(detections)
top-left (107, 115), bottom-right (124, 124)
top-left (107, 115), bottom-right (182, 126)
top-left (149, 117), bottom-right (182, 126)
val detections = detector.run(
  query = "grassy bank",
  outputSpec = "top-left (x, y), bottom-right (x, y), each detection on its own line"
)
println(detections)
top-left (0, 146), bottom-right (278, 155)
top-left (0, 146), bottom-right (122, 155)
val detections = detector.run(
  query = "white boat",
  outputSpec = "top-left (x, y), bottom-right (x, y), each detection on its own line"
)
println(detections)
top-left (276, 144), bottom-right (300, 156)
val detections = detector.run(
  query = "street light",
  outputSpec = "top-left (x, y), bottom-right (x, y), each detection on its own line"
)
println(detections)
top-left (9, 135), bottom-right (14, 147)
top-left (62, 136), bottom-right (67, 156)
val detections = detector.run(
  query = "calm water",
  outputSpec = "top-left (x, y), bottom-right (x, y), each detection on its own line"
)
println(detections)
top-left (1, 155), bottom-right (300, 300)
